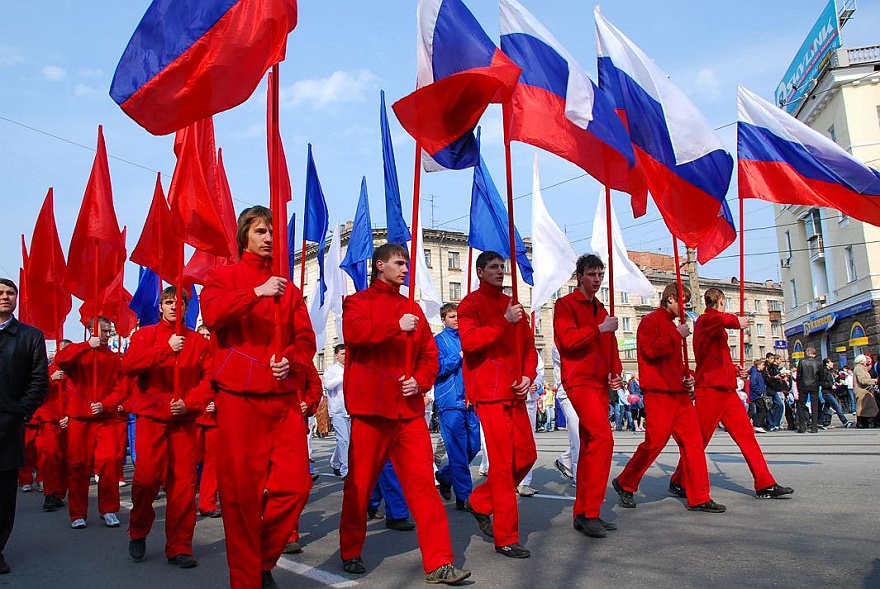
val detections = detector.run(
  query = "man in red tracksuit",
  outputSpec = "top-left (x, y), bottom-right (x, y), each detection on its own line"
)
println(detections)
top-left (668, 288), bottom-right (794, 500)
top-left (35, 340), bottom-right (71, 512)
top-left (612, 283), bottom-right (725, 513)
top-left (458, 251), bottom-right (537, 559)
top-left (201, 206), bottom-right (316, 589)
top-left (55, 317), bottom-right (125, 529)
top-left (554, 254), bottom-right (622, 539)
top-left (195, 323), bottom-right (220, 519)
top-left (339, 243), bottom-right (469, 585)
top-left (122, 286), bottom-right (210, 568)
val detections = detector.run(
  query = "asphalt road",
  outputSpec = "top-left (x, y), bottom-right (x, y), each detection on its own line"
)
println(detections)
top-left (3, 426), bottom-right (878, 589)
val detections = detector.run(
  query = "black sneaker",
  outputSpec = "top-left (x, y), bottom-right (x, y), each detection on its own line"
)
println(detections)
top-left (464, 499), bottom-right (493, 538)
top-left (572, 516), bottom-right (607, 538)
top-left (495, 543), bottom-right (530, 558)
top-left (425, 563), bottom-right (471, 585)
top-left (343, 556), bottom-right (366, 574)
top-left (129, 538), bottom-right (146, 561)
top-left (686, 500), bottom-right (726, 513)
top-left (435, 473), bottom-right (452, 501)
top-left (668, 482), bottom-right (687, 498)
top-left (612, 478), bottom-right (636, 509)
top-left (385, 517), bottom-right (415, 531)
top-left (43, 494), bottom-right (57, 512)
top-left (597, 518), bottom-right (617, 531)
top-left (167, 554), bottom-right (198, 568)
top-left (282, 541), bottom-right (302, 554)
top-left (261, 570), bottom-right (277, 588)
top-left (455, 499), bottom-right (468, 511)
top-left (554, 458), bottom-right (574, 480)
top-left (756, 484), bottom-right (794, 499)
top-left (332, 467), bottom-right (342, 477)
top-left (367, 509), bottom-right (384, 520)
top-left (54, 497), bottom-right (65, 508)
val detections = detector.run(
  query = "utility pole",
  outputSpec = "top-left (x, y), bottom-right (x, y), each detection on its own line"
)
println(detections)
top-left (686, 247), bottom-right (701, 314)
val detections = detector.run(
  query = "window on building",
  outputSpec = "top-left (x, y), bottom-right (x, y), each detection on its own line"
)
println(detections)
top-left (449, 282), bottom-right (462, 301)
top-left (622, 317), bottom-right (632, 332)
top-left (534, 315), bottom-right (542, 335)
top-left (503, 260), bottom-right (511, 274)
top-left (502, 286), bottom-right (512, 296)
top-left (839, 210), bottom-right (849, 226)
top-left (826, 124), bottom-right (836, 143)
top-left (754, 299), bottom-right (761, 313)
top-left (620, 291), bottom-right (629, 304)
top-left (600, 287), bottom-right (609, 303)
top-left (804, 208), bottom-right (824, 258)
top-left (448, 250), bottom-right (460, 270)
top-left (745, 343), bottom-right (753, 359)
top-left (790, 279), bottom-right (798, 308)
top-left (624, 349), bottom-right (636, 360)
top-left (756, 323), bottom-right (765, 337)
top-left (784, 230), bottom-right (793, 260)
top-left (424, 248), bottom-right (432, 268)
top-left (769, 300), bottom-right (783, 312)
top-left (759, 345), bottom-right (766, 358)
top-left (771, 322), bottom-right (780, 337)
top-left (642, 296), bottom-right (652, 305)
top-left (730, 345), bottom-right (738, 361)
top-left (845, 246), bottom-right (857, 282)
top-left (568, 285), bottom-right (577, 294)
top-left (317, 352), bottom-right (325, 371)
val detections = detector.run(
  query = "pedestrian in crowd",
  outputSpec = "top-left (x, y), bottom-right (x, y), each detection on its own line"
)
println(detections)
top-left (667, 288), bottom-right (793, 501)
top-left (628, 374), bottom-right (645, 431)
top-left (795, 347), bottom-right (823, 434)
top-left (201, 205), bottom-right (316, 589)
top-left (819, 359), bottom-right (852, 429)
top-left (553, 253), bottom-right (623, 538)
top-left (0, 278), bottom-right (48, 574)
top-left (193, 325), bottom-right (220, 519)
top-left (36, 340), bottom-right (70, 512)
top-left (458, 251), bottom-right (537, 558)
top-left (842, 365), bottom-right (856, 416)
top-left (55, 316), bottom-right (125, 530)
top-left (543, 386), bottom-right (556, 433)
top-left (748, 359), bottom-right (770, 431)
top-left (612, 283), bottom-right (726, 514)
top-left (552, 346), bottom-right (580, 483)
top-left (122, 286), bottom-right (209, 568)
top-left (433, 303), bottom-right (481, 511)
top-left (853, 355), bottom-right (879, 428)
top-left (338, 243), bottom-right (468, 584)
top-left (323, 344), bottom-right (349, 478)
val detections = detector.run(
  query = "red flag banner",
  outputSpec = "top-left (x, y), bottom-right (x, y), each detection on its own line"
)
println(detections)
top-left (26, 188), bottom-right (72, 339)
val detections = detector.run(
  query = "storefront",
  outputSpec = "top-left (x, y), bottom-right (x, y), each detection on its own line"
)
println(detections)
top-left (785, 299), bottom-right (879, 368)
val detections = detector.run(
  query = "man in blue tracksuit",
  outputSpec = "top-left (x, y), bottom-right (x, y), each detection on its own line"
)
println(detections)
top-left (433, 303), bottom-right (481, 510)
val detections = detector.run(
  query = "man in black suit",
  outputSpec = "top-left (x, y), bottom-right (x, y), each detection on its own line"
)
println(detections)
top-left (0, 278), bottom-right (48, 574)
top-left (796, 347), bottom-right (823, 434)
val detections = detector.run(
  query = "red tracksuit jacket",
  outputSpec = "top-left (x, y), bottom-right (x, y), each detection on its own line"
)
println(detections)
top-left (121, 320), bottom-right (210, 421)
top-left (636, 307), bottom-right (687, 393)
top-left (200, 251), bottom-right (316, 396)
top-left (553, 289), bottom-right (622, 390)
top-left (693, 308), bottom-right (742, 391)
top-left (457, 282), bottom-right (537, 404)
top-left (301, 363), bottom-right (323, 417)
top-left (33, 361), bottom-right (65, 424)
top-left (55, 342), bottom-right (125, 419)
top-left (341, 279), bottom-right (439, 419)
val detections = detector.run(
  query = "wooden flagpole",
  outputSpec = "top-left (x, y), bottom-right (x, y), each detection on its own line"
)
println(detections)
top-left (672, 237), bottom-right (690, 369)
top-left (270, 64), bottom-right (284, 360)
top-left (403, 141), bottom-right (423, 379)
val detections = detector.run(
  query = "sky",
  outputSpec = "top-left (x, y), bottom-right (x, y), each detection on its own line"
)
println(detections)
top-left (1, 0), bottom-right (878, 335)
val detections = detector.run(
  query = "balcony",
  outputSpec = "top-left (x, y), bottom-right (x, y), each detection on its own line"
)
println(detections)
top-left (769, 310), bottom-right (782, 322)
top-left (808, 234), bottom-right (825, 261)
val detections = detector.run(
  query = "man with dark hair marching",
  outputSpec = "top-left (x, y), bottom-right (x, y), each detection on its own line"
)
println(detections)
top-left (201, 206), bottom-right (316, 589)
top-left (122, 286), bottom-right (210, 568)
top-left (457, 251), bottom-right (537, 558)
top-left (668, 288), bottom-right (793, 501)
top-left (0, 278), bottom-right (48, 574)
top-left (433, 302), bottom-right (481, 511)
top-left (553, 254), bottom-right (622, 538)
top-left (338, 243), bottom-right (469, 585)
top-left (612, 283), bottom-right (726, 513)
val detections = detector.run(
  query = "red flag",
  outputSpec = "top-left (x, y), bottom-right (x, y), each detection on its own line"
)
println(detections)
top-left (79, 270), bottom-right (137, 338)
top-left (26, 188), bottom-right (72, 339)
top-left (267, 70), bottom-right (290, 278)
top-left (168, 118), bottom-right (234, 259)
top-left (131, 173), bottom-right (179, 284)
top-left (18, 236), bottom-right (33, 326)
top-left (65, 126), bottom-right (127, 314)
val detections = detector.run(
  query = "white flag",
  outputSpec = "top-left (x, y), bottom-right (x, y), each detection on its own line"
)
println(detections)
top-left (402, 202), bottom-right (443, 325)
top-left (530, 155), bottom-right (577, 311)
top-left (309, 223), bottom-right (346, 351)
top-left (590, 195), bottom-right (654, 298)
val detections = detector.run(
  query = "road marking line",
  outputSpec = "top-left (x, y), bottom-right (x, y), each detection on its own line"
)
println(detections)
top-left (276, 557), bottom-right (359, 587)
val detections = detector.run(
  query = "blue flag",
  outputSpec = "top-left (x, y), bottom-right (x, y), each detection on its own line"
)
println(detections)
top-left (380, 90), bottom-right (411, 245)
top-left (129, 266), bottom-right (161, 326)
top-left (469, 130), bottom-right (534, 285)
top-left (287, 212), bottom-right (296, 282)
top-left (304, 144), bottom-right (329, 305)
top-left (184, 285), bottom-right (199, 330)
top-left (341, 177), bottom-right (374, 291)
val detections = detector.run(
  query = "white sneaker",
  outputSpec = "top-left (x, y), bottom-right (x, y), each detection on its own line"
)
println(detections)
top-left (102, 513), bottom-right (120, 528)
top-left (754, 427), bottom-right (767, 433)
top-left (20, 484), bottom-right (32, 493)
top-left (118, 479), bottom-right (127, 487)
top-left (71, 518), bottom-right (87, 529)
top-left (516, 485), bottom-right (537, 497)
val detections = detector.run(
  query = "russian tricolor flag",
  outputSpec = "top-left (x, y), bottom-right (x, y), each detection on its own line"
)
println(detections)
top-left (111, 0), bottom-right (298, 136)
top-left (500, 0), bottom-right (647, 216)
top-left (595, 8), bottom-right (735, 264)
top-left (393, 0), bottom-right (521, 171)
top-left (738, 85), bottom-right (880, 223)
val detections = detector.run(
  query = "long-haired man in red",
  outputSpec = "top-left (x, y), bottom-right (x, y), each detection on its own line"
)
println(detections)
top-left (201, 206), bottom-right (316, 589)
top-left (553, 254), bottom-right (622, 539)
top-left (457, 251), bottom-right (537, 559)
top-left (122, 286), bottom-right (210, 568)
top-left (194, 324), bottom-right (220, 519)
top-left (668, 287), bottom-right (794, 500)
top-left (612, 283), bottom-right (726, 513)
top-left (55, 316), bottom-right (125, 529)
top-left (338, 243), bottom-right (470, 585)
top-left (35, 339), bottom-right (72, 512)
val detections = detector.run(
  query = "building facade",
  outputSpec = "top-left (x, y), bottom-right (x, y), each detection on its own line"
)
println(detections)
top-left (773, 43), bottom-right (880, 367)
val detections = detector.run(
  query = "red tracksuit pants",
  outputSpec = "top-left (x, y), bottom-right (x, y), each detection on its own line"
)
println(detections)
top-left (469, 401), bottom-right (537, 547)
top-left (616, 392), bottom-right (712, 507)
top-left (567, 386), bottom-right (614, 519)
top-left (36, 423), bottom-right (67, 498)
top-left (66, 418), bottom-right (121, 521)
top-left (129, 417), bottom-right (198, 558)
top-left (670, 387), bottom-right (776, 491)
top-left (196, 425), bottom-right (220, 514)
top-left (340, 415), bottom-right (453, 572)
top-left (18, 425), bottom-right (39, 486)
top-left (216, 392), bottom-right (312, 589)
